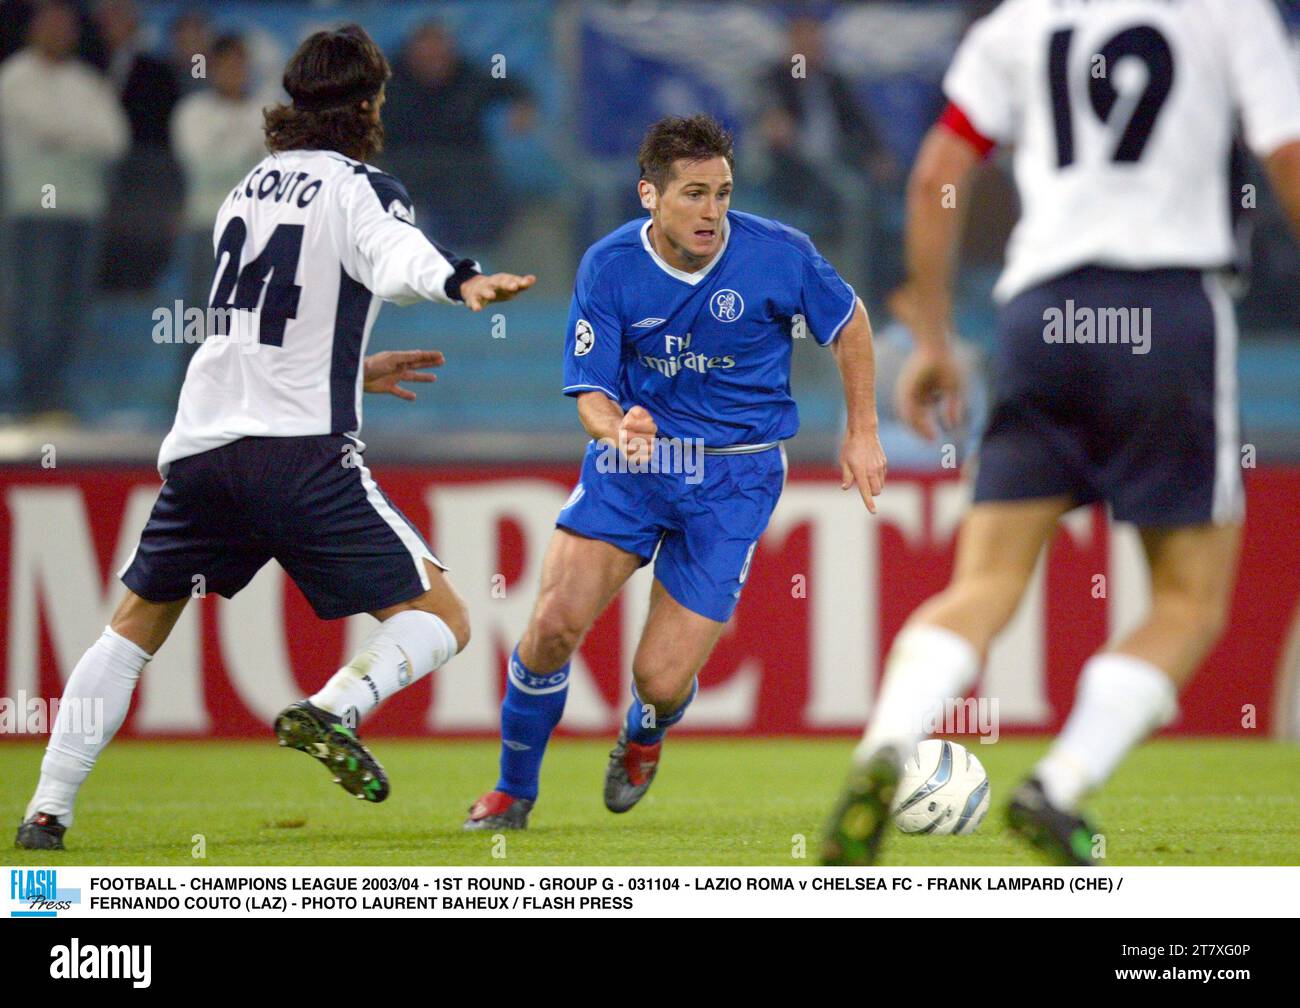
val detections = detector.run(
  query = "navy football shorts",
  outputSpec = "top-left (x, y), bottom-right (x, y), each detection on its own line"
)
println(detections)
top-left (556, 439), bottom-right (787, 623)
top-left (120, 435), bottom-right (444, 619)
top-left (974, 266), bottom-right (1244, 527)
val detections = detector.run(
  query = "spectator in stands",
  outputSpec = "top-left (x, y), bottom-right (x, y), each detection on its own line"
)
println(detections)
top-left (168, 6), bottom-right (214, 96)
top-left (171, 33), bottom-right (267, 381)
top-left (92, 0), bottom-right (184, 293)
top-left (0, 1), bottom-right (128, 422)
top-left (382, 21), bottom-right (535, 250)
top-left (0, 0), bottom-right (35, 66)
top-left (757, 15), bottom-right (896, 244)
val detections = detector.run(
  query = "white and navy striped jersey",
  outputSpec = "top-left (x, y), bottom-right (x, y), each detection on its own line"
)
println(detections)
top-left (158, 148), bottom-right (478, 474)
top-left (944, 0), bottom-right (1300, 301)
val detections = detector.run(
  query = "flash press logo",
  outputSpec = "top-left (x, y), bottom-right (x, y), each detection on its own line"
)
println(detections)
top-left (9, 869), bottom-right (81, 917)
top-left (50, 939), bottom-right (152, 988)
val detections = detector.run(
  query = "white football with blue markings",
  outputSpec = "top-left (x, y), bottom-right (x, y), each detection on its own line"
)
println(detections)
top-left (891, 739), bottom-right (990, 836)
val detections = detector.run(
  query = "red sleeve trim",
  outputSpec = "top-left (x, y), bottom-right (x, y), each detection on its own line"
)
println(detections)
top-left (939, 102), bottom-right (996, 158)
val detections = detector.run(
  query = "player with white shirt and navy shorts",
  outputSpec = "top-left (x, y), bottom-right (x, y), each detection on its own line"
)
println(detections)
top-left (824, 0), bottom-right (1300, 866)
top-left (17, 25), bottom-right (536, 851)
top-left (465, 114), bottom-right (888, 831)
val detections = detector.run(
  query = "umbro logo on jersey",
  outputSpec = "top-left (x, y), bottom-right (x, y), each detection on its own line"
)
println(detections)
top-left (631, 317), bottom-right (666, 328)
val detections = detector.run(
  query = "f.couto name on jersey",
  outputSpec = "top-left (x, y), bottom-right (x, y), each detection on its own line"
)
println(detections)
top-left (232, 165), bottom-right (323, 209)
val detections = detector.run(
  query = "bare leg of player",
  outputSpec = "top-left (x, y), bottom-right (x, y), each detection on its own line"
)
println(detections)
top-left (1007, 520), bottom-right (1243, 864)
top-left (857, 496), bottom-right (1074, 761)
top-left (19, 592), bottom-right (189, 848)
top-left (1032, 521), bottom-right (1243, 815)
top-left (308, 557), bottom-right (471, 726)
top-left (111, 591), bottom-right (191, 655)
top-left (518, 530), bottom-right (644, 673)
top-left (277, 560), bottom-right (472, 803)
top-left (602, 580), bottom-right (728, 814)
top-left (822, 496), bottom-right (1071, 865)
top-left (465, 529), bottom-right (642, 829)
top-left (630, 579), bottom-right (726, 718)
top-left (371, 560), bottom-right (472, 640)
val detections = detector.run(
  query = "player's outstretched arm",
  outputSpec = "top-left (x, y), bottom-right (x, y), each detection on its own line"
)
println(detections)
top-left (459, 272), bottom-right (537, 311)
top-left (576, 392), bottom-right (655, 465)
top-left (892, 122), bottom-right (981, 441)
top-left (832, 300), bottom-right (887, 514)
top-left (345, 171), bottom-right (535, 310)
top-left (894, 122), bottom-right (981, 350)
top-left (363, 349), bottom-right (444, 401)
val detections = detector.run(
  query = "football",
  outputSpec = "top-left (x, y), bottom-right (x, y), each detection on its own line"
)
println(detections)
top-left (891, 739), bottom-right (991, 835)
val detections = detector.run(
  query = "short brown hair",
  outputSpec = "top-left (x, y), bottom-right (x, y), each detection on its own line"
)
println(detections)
top-left (637, 113), bottom-right (735, 192)
top-left (264, 24), bottom-right (391, 162)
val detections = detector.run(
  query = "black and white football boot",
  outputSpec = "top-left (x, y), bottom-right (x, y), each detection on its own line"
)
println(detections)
top-left (1006, 777), bottom-right (1101, 866)
top-left (274, 700), bottom-right (390, 803)
top-left (820, 746), bottom-right (903, 866)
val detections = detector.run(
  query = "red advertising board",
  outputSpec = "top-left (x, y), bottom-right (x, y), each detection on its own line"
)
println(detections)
top-left (1, 464), bottom-right (1297, 739)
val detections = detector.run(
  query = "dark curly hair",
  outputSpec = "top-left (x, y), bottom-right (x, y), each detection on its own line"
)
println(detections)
top-left (637, 113), bottom-right (735, 192)
top-left (264, 24), bottom-right (391, 163)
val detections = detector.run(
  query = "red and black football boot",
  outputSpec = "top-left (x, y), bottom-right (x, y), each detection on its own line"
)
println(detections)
top-left (16, 811), bottom-right (67, 851)
top-left (463, 790), bottom-right (534, 830)
top-left (603, 727), bottom-right (663, 813)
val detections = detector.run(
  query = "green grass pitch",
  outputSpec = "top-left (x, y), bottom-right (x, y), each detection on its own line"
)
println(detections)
top-left (3, 738), bottom-right (1298, 866)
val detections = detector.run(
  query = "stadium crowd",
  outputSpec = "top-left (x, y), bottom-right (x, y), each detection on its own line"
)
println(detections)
top-left (0, 0), bottom-right (1296, 461)
top-left (0, 0), bottom-right (545, 423)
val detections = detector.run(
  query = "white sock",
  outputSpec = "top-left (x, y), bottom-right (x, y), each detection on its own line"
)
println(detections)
top-left (1036, 652), bottom-right (1178, 811)
top-left (26, 626), bottom-right (151, 827)
top-left (310, 610), bottom-right (458, 723)
top-left (856, 623), bottom-right (980, 763)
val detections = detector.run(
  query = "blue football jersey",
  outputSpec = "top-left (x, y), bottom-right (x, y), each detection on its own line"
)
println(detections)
top-left (562, 210), bottom-right (856, 446)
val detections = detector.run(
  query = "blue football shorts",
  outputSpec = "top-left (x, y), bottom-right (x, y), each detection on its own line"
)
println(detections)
top-left (555, 438), bottom-right (787, 623)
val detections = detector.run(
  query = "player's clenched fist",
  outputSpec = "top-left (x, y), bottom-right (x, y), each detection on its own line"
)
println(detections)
top-left (460, 272), bottom-right (537, 311)
top-left (618, 405), bottom-right (657, 464)
top-left (895, 345), bottom-right (964, 442)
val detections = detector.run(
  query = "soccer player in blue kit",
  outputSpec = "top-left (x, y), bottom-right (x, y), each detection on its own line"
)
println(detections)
top-left (466, 114), bottom-right (888, 829)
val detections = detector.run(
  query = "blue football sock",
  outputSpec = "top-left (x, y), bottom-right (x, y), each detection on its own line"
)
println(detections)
top-left (495, 648), bottom-right (569, 802)
top-left (625, 678), bottom-right (698, 746)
